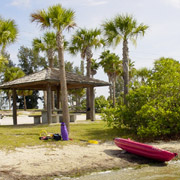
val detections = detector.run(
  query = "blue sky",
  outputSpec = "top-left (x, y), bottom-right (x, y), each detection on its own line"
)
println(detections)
top-left (1, 0), bottom-right (180, 98)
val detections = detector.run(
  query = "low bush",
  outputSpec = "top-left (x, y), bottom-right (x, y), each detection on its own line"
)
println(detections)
top-left (102, 58), bottom-right (180, 139)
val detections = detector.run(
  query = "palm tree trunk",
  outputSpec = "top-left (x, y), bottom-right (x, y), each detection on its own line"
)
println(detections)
top-left (47, 49), bottom-right (55, 110)
top-left (48, 48), bottom-right (54, 68)
top-left (86, 47), bottom-right (93, 120)
top-left (112, 75), bottom-right (116, 107)
top-left (80, 59), bottom-right (84, 75)
top-left (56, 31), bottom-right (70, 132)
top-left (123, 38), bottom-right (129, 105)
top-left (108, 75), bottom-right (113, 101)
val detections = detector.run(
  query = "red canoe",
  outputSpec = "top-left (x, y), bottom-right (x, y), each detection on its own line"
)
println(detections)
top-left (114, 138), bottom-right (177, 161)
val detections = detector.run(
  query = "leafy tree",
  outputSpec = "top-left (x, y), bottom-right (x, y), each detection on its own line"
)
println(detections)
top-left (17, 46), bottom-right (45, 108)
top-left (31, 4), bottom-right (76, 131)
top-left (18, 90), bottom-right (33, 110)
top-left (102, 57), bottom-right (180, 139)
top-left (0, 55), bottom-right (8, 81)
top-left (102, 14), bottom-right (148, 105)
top-left (3, 67), bottom-right (25, 109)
top-left (18, 46), bottom-right (46, 74)
top-left (1, 51), bottom-right (15, 68)
top-left (0, 17), bottom-right (18, 54)
top-left (65, 61), bottom-right (86, 111)
top-left (95, 95), bottom-right (109, 113)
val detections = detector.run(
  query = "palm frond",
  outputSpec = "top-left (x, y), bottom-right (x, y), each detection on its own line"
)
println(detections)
top-left (31, 10), bottom-right (50, 29)
top-left (69, 27), bottom-right (103, 58)
top-left (0, 18), bottom-right (18, 51)
top-left (48, 4), bottom-right (76, 32)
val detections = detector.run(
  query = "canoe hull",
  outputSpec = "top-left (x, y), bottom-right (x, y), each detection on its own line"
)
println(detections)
top-left (114, 138), bottom-right (177, 161)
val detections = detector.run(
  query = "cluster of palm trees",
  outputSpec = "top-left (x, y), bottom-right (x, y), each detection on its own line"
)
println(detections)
top-left (0, 4), bottom-right (149, 132)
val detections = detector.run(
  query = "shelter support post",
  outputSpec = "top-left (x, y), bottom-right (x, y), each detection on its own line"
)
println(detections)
top-left (13, 89), bottom-right (17, 125)
top-left (56, 85), bottom-right (60, 109)
top-left (86, 87), bottom-right (91, 120)
top-left (90, 86), bottom-right (95, 121)
top-left (47, 83), bottom-right (52, 124)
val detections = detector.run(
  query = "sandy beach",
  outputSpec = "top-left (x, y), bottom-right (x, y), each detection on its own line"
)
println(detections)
top-left (0, 140), bottom-right (180, 180)
top-left (0, 114), bottom-right (180, 180)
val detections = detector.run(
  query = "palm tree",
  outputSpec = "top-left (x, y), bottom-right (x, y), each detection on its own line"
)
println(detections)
top-left (31, 4), bottom-right (76, 132)
top-left (33, 32), bottom-right (58, 110)
top-left (102, 14), bottom-right (148, 105)
top-left (69, 28), bottom-right (104, 119)
top-left (99, 50), bottom-right (122, 106)
top-left (33, 32), bottom-right (57, 68)
top-left (0, 17), bottom-right (18, 54)
top-left (135, 67), bottom-right (150, 85)
top-left (91, 59), bottom-right (99, 78)
top-left (69, 28), bottom-right (104, 77)
top-left (33, 32), bottom-right (68, 68)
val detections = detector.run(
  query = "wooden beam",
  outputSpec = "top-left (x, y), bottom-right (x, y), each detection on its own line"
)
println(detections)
top-left (90, 86), bottom-right (95, 121)
top-left (56, 86), bottom-right (60, 109)
top-left (12, 89), bottom-right (17, 125)
top-left (86, 87), bottom-right (91, 120)
top-left (47, 83), bottom-right (52, 124)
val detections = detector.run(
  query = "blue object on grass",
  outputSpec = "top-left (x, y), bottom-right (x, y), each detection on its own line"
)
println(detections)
top-left (61, 122), bottom-right (69, 140)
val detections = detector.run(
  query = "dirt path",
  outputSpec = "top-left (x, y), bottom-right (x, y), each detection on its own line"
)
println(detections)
top-left (0, 141), bottom-right (180, 180)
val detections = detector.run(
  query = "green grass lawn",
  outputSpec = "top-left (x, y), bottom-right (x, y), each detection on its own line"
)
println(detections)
top-left (0, 121), bottom-right (134, 150)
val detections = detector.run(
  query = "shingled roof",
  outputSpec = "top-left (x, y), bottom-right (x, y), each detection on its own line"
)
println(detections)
top-left (0, 68), bottom-right (110, 90)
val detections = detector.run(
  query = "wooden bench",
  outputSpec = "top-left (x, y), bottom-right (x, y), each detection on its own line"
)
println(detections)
top-left (0, 114), bottom-right (4, 119)
top-left (70, 114), bottom-right (77, 122)
top-left (41, 111), bottom-right (77, 124)
top-left (29, 115), bottom-right (41, 124)
top-left (51, 114), bottom-right (62, 123)
top-left (57, 114), bottom-right (77, 122)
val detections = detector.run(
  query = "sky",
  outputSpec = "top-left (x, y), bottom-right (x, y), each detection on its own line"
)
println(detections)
top-left (1, 0), bottom-right (180, 98)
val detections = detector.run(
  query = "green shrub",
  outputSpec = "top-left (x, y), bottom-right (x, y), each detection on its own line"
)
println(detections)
top-left (102, 58), bottom-right (180, 139)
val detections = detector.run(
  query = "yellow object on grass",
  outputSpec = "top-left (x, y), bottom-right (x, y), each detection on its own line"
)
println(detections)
top-left (39, 130), bottom-right (47, 137)
top-left (88, 140), bottom-right (98, 144)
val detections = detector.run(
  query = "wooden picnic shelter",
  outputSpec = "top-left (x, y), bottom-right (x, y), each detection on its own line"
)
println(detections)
top-left (0, 67), bottom-right (110, 125)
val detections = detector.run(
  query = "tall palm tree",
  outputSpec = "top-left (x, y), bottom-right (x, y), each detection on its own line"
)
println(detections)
top-left (33, 32), bottom-right (57, 68)
top-left (33, 32), bottom-right (68, 68)
top-left (69, 28), bottom-right (104, 119)
top-left (33, 32), bottom-right (58, 111)
top-left (0, 17), bottom-right (18, 54)
top-left (31, 4), bottom-right (76, 132)
top-left (69, 28), bottom-right (104, 78)
top-left (99, 50), bottom-right (122, 106)
top-left (102, 14), bottom-right (148, 105)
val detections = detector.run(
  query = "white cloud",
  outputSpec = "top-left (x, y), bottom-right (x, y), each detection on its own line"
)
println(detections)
top-left (10, 0), bottom-right (31, 8)
top-left (85, 0), bottom-right (108, 6)
top-left (163, 0), bottom-right (180, 8)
